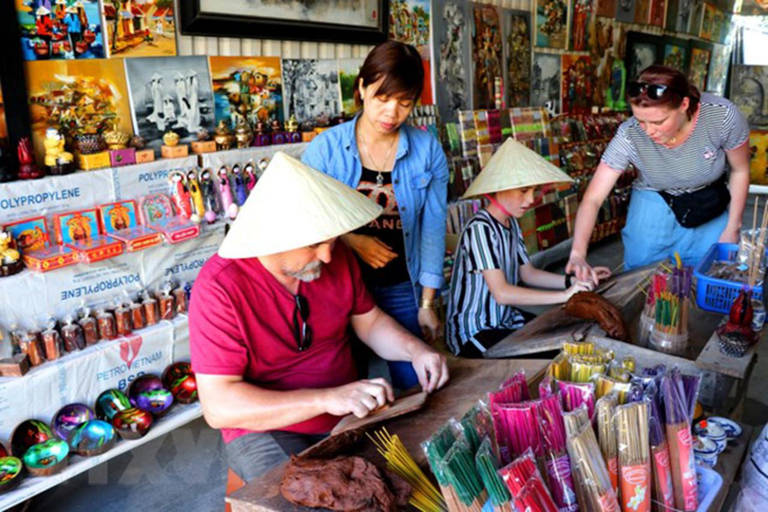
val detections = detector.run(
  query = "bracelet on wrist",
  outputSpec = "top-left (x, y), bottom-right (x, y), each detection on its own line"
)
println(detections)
top-left (419, 297), bottom-right (440, 309)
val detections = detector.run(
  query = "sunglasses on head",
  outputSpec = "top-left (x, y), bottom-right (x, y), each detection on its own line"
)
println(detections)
top-left (627, 81), bottom-right (683, 100)
top-left (292, 294), bottom-right (312, 352)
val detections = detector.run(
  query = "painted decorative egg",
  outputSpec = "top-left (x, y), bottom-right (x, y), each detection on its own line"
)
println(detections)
top-left (67, 420), bottom-right (117, 457)
top-left (162, 362), bottom-right (198, 404)
top-left (134, 388), bottom-right (174, 416)
top-left (22, 439), bottom-right (69, 476)
top-left (10, 420), bottom-right (54, 458)
top-left (51, 403), bottom-right (96, 441)
top-left (95, 389), bottom-right (131, 421)
top-left (112, 408), bottom-right (154, 440)
top-left (0, 457), bottom-right (24, 494)
top-left (127, 375), bottom-right (164, 405)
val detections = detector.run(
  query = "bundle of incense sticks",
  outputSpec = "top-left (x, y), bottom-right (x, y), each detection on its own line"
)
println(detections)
top-left (563, 407), bottom-right (590, 438)
top-left (440, 437), bottom-right (489, 512)
top-left (562, 340), bottom-right (595, 356)
top-left (558, 380), bottom-right (596, 419)
top-left (369, 428), bottom-right (447, 512)
top-left (569, 357), bottom-right (607, 383)
top-left (566, 422), bottom-right (620, 511)
top-left (475, 437), bottom-right (514, 512)
top-left (615, 401), bottom-right (651, 512)
top-left (595, 393), bottom-right (619, 499)
top-left (648, 266), bottom-right (693, 337)
top-left (515, 475), bottom-right (559, 512)
top-left (548, 353), bottom-right (572, 381)
top-left (644, 383), bottom-right (675, 511)
top-left (536, 394), bottom-right (579, 511)
top-left (491, 372), bottom-right (531, 405)
top-left (424, 422), bottom-right (463, 512)
top-left (498, 450), bottom-right (538, 496)
top-left (539, 375), bottom-right (555, 398)
top-left (595, 374), bottom-right (636, 404)
top-left (492, 401), bottom-right (543, 463)
top-left (661, 369), bottom-right (700, 511)
top-left (748, 198), bottom-right (768, 288)
top-left (461, 401), bottom-right (496, 454)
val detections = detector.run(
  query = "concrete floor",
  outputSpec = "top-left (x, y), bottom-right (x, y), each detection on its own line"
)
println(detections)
top-left (21, 199), bottom-right (768, 512)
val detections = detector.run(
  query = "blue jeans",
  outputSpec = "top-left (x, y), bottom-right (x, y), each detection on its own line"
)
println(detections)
top-left (622, 189), bottom-right (728, 269)
top-left (370, 281), bottom-right (421, 390)
top-left (225, 430), bottom-right (327, 483)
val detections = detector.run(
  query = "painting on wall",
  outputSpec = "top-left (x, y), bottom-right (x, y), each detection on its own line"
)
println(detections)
top-left (699, 2), bottom-right (715, 40)
top-left (596, 0), bottom-right (617, 17)
top-left (666, 0), bottom-right (695, 33)
top-left (209, 56), bottom-right (283, 131)
top-left (102, 0), bottom-right (177, 58)
top-left (688, 45), bottom-right (711, 92)
top-left (124, 55), bottom-right (215, 152)
top-left (471, 4), bottom-right (503, 110)
top-left (662, 38), bottom-right (689, 73)
top-left (16, 0), bottom-right (105, 60)
top-left (282, 59), bottom-right (341, 126)
top-left (531, 53), bottom-right (561, 114)
top-left (338, 58), bottom-right (364, 116)
top-left (749, 131), bottom-right (768, 184)
top-left (24, 59), bottom-right (133, 162)
top-left (616, 0), bottom-right (637, 23)
top-left (504, 9), bottom-right (531, 108)
top-left (625, 32), bottom-right (661, 80)
top-left (634, 0), bottom-right (651, 24)
top-left (730, 65), bottom-right (768, 130)
top-left (434, 0), bottom-right (469, 122)
top-left (739, 0), bottom-right (768, 15)
top-left (706, 43), bottom-right (731, 95)
top-left (649, 0), bottom-right (667, 26)
top-left (534, 0), bottom-right (569, 50)
top-left (571, 0), bottom-right (594, 52)
top-left (591, 18), bottom-right (625, 107)
top-left (390, 0), bottom-right (433, 105)
top-left (562, 55), bottom-right (592, 115)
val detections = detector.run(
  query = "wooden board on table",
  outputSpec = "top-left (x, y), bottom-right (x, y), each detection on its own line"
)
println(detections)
top-left (228, 358), bottom-right (550, 512)
top-left (710, 423), bottom-right (753, 512)
top-left (330, 392), bottom-right (428, 436)
top-left (696, 330), bottom-right (758, 379)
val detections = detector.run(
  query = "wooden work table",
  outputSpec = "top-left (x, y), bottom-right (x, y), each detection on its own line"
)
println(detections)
top-left (228, 357), bottom-right (550, 512)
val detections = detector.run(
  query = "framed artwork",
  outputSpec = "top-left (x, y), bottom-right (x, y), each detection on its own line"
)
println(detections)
top-left (738, 0), bottom-right (768, 15)
top-left (635, 0), bottom-right (651, 24)
top-left (662, 37), bottom-right (689, 74)
top-left (625, 32), bottom-right (662, 80)
top-left (25, 59), bottom-right (133, 162)
top-left (688, 40), bottom-right (712, 92)
top-left (390, 0), bottom-right (433, 105)
top-left (180, 0), bottom-right (388, 44)
top-left (730, 65), bottom-right (768, 130)
top-left (281, 59), bottom-right (341, 125)
top-left (15, 0), bottom-right (105, 60)
top-left (471, 4), bottom-right (503, 110)
top-left (688, 0), bottom-right (705, 36)
top-left (700, 3), bottom-right (716, 40)
top-left (209, 56), bottom-right (284, 130)
top-left (571, 0), bottom-right (595, 52)
top-left (534, 0), bottom-right (569, 50)
top-left (503, 9), bottom-right (531, 108)
top-left (561, 55), bottom-right (593, 115)
top-left (706, 43), bottom-right (731, 96)
top-left (616, 0), bottom-right (637, 23)
top-left (649, 0), bottom-right (667, 26)
top-left (124, 56), bottom-right (215, 153)
top-left (665, 0), bottom-right (695, 32)
top-left (338, 58), bottom-right (364, 116)
top-left (102, 0), bottom-right (177, 58)
top-left (434, 0), bottom-right (470, 122)
top-left (592, 18), bottom-right (618, 107)
top-left (596, 0), bottom-right (618, 17)
top-left (749, 131), bottom-right (768, 184)
top-left (531, 53), bottom-right (562, 113)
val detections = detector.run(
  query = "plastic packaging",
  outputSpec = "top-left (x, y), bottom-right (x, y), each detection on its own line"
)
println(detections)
top-left (536, 394), bottom-right (579, 511)
top-left (615, 401), bottom-right (651, 512)
top-left (566, 422), bottom-right (619, 512)
top-left (475, 437), bottom-right (513, 511)
top-left (461, 401), bottom-right (496, 455)
top-left (20, 332), bottom-right (45, 366)
top-left (114, 303), bottom-right (132, 336)
top-left (61, 316), bottom-right (85, 352)
top-left (96, 309), bottom-right (117, 341)
top-left (173, 285), bottom-right (188, 314)
top-left (78, 314), bottom-right (99, 346)
top-left (130, 302), bottom-right (145, 330)
top-left (650, 329), bottom-right (689, 357)
top-left (662, 368), bottom-right (700, 511)
top-left (142, 294), bottom-right (159, 326)
top-left (595, 394), bottom-right (619, 499)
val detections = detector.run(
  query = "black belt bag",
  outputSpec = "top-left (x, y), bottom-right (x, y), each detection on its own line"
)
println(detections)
top-left (657, 175), bottom-right (730, 228)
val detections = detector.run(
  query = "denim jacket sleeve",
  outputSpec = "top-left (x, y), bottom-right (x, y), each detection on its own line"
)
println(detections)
top-left (300, 134), bottom-right (331, 175)
top-left (418, 136), bottom-right (449, 290)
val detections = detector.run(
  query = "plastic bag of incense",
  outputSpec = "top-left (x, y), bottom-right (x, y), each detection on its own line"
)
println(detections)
top-left (536, 394), bottom-right (579, 511)
top-left (493, 372), bottom-right (531, 404)
top-left (595, 374), bottom-right (637, 404)
top-left (563, 406), bottom-right (590, 438)
top-left (491, 401), bottom-right (543, 462)
top-left (548, 353), bottom-right (571, 381)
top-left (515, 475), bottom-right (559, 512)
top-left (595, 393), bottom-right (619, 499)
top-left (615, 401), bottom-right (651, 512)
top-left (562, 340), bottom-right (595, 356)
top-left (461, 401), bottom-right (497, 456)
top-left (539, 375), bottom-right (555, 398)
top-left (566, 422), bottom-right (620, 511)
top-left (643, 383), bottom-right (675, 511)
top-left (475, 437), bottom-right (514, 512)
top-left (569, 358), bottom-right (606, 383)
top-left (557, 380), bottom-right (596, 419)
top-left (423, 420), bottom-right (463, 510)
top-left (498, 449), bottom-right (539, 496)
top-left (439, 436), bottom-right (488, 512)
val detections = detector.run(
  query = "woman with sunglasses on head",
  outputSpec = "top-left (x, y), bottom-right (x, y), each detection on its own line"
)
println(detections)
top-left (302, 41), bottom-right (448, 390)
top-left (567, 65), bottom-right (750, 283)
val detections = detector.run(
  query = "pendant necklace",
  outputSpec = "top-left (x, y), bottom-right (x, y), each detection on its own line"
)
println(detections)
top-left (359, 127), bottom-right (397, 187)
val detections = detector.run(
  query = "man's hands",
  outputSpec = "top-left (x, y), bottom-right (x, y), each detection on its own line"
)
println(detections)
top-left (417, 307), bottom-right (442, 344)
top-left (410, 345), bottom-right (449, 393)
top-left (323, 378), bottom-right (395, 418)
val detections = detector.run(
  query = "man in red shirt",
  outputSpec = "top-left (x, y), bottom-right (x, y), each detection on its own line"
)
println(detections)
top-left (189, 152), bottom-right (449, 482)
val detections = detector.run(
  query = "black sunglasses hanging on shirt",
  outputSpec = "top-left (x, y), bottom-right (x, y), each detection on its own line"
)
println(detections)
top-left (292, 294), bottom-right (312, 352)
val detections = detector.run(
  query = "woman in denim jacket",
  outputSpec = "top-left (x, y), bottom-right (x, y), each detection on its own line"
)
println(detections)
top-left (302, 41), bottom-right (449, 389)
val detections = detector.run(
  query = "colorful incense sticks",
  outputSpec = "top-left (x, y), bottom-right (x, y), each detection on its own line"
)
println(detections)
top-left (615, 401), bottom-right (651, 512)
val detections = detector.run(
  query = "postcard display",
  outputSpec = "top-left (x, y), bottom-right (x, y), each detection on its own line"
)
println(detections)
top-left (0, 144), bottom-right (306, 441)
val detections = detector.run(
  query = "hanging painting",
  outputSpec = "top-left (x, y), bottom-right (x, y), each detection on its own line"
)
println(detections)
top-left (730, 65), bottom-right (768, 130)
top-left (534, 0), bottom-right (568, 50)
top-left (24, 59), bottom-right (133, 162)
top-left (281, 59), bottom-right (341, 126)
top-left (434, 1), bottom-right (470, 122)
top-left (596, 0), bottom-right (617, 17)
top-left (705, 43), bottom-right (731, 96)
top-left (738, 0), bottom-right (768, 15)
top-left (389, 0), bottom-right (433, 105)
top-left (561, 55), bottom-right (593, 115)
top-left (531, 53), bottom-right (561, 114)
top-left (665, 0), bottom-right (695, 32)
top-left (625, 32), bottom-right (661, 80)
top-left (649, 0), bottom-right (667, 26)
top-left (102, 0), bottom-right (177, 58)
top-left (591, 18), bottom-right (621, 107)
top-left (634, 0), bottom-right (651, 24)
top-left (124, 55), bottom-right (215, 153)
top-left (471, 4), bottom-right (503, 110)
top-left (209, 56), bottom-right (284, 131)
top-left (688, 44), bottom-right (711, 92)
top-left (688, 0), bottom-right (705, 35)
top-left (662, 37), bottom-right (689, 73)
top-left (699, 3), bottom-right (715, 40)
top-left (338, 58), bottom-right (364, 116)
top-left (503, 9), bottom-right (531, 108)
top-left (616, 0), bottom-right (636, 23)
top-left (571, 0), bottom-right (594, 52)
top-left (16, 0), bottom-right (105, 60)
top-left (749, 131), bottom-right (768, 184)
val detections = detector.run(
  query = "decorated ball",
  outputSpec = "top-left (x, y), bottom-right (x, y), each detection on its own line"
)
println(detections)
top-left (112, 408), bottom-right (154, 440)
top-left (127, 375), bottom-right (164, 405)
top-left (95, 389), bottom-right (132, 421)
top-left (134, 388), bottom-right (174, 416)
top-left (22, 439), bottom-right (69, 476)
top-left (162, 362), bottom-right (198, 404)
top-left (10, 420), bottom-right (54, 458)
top-left (51, 403), bottom-right (95, 441)
top-left (0, 457), bottom-right (24, 494)
top-left (67, 420), bottom-right (117, 457)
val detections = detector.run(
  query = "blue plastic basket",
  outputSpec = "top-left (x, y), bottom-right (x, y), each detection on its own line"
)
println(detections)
top-left (693, 243), bottom-right (765, 314)
top-left (696, 465), bottom-right (723, 511)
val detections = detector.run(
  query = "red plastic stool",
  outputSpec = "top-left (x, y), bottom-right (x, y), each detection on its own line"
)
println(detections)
top-left (225, 468), bottom-right (246, 512)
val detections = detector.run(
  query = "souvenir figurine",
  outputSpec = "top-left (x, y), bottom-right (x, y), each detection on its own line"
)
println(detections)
top-left (199, 168), bottom-right (220, 224)
top-left (43, 128), bottom-right (75, 176)
top-left (244, 161), bottom-right (257, 191)
top-left (231, 164), bottom-right (248, 206)
top-left (103, 129), bottom-right (130, 150)
top-left (271, 119), bottom-right (286, 145)
top-left (217, 166), bottom-right (239, 220)
top-left (161, 131), bottom-right (189, 158)
top-left (130, 135), bottom-right (147, 150)
top-left (285, 115), bottom-right (302, 143)
top-left (234, 117), bottom-right (254, 149)
top-left (213, 120), bottom-right (235, 151)
top-left (197, 128), bottom-right (210, 142)
top-left (0, 231), bottom-right (23, 277)
top-left (254, 121), bottom-right (271, 147)
top-left (163, 131), bottom-right (180, 147)
top-left (186, 170), bottom-right (206, 220)
top-left (74, 133), bottom-right (105, 155)
top-left (191, 127), bottom-right (216, 154)
top-left (168, 170), bottom-right (196, 222)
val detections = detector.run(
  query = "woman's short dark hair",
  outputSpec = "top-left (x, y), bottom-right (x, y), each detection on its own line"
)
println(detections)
top-left (630, 64), bottom-right (701, 119)
top-left (354, 40), bottom-right (424, 108)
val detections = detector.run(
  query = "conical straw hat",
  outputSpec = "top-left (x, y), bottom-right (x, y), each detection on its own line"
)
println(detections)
top-left (463, 138), bottom-right (573, 198)
top-left (218, 152), bottom-right (382, 258)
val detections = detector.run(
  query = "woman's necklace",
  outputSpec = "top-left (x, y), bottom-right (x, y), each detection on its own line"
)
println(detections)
top-left (359, 127), bottom-right (397, 187)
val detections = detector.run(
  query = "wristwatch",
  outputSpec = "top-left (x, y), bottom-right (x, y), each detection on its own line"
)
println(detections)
top-left (565, 273), bottom-right (574, 289)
